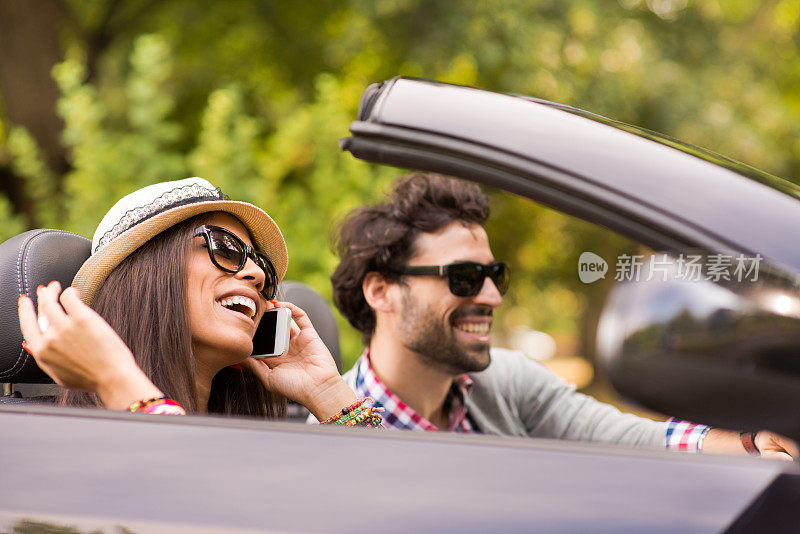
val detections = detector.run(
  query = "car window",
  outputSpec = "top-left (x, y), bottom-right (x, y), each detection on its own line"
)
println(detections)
top-left (483, 186), bottom-right (666, 420)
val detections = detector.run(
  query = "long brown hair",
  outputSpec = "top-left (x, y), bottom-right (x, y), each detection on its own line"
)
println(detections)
top-left (60, 213), bottom-right (287, 418)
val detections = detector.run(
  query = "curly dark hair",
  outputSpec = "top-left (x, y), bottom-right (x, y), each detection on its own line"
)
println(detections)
top-left (331, 173), bottom-right (490, 342)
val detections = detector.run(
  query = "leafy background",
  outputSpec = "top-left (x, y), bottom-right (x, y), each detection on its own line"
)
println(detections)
top-left (1, 0), bottom-right (799, 405)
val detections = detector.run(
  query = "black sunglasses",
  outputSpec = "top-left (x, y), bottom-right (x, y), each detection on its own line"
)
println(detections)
top-left (193, 225), bottom-right (278, 299)
top-left (400, 261), bottom-right (509, 297)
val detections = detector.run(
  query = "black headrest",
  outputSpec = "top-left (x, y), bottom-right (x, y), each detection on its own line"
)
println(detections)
top-left (0, 229), bottom-right (91, 384)
top-left (278, 281), bottom-right (342, 371)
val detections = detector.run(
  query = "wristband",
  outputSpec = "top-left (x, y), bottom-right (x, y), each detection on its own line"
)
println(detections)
top-left (740, 431), bottom-right (760, 456)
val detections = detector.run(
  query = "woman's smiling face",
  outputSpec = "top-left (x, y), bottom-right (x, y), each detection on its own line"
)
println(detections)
top-left (185, 212), bottom-right (272, 369)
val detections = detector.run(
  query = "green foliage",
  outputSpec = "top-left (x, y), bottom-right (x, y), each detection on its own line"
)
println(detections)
top-left (7, 126), bottom-right (58, 228)
top-left (189, 86), bottom-right (262, 200)
top-left (0, 192), bottom-right (25, 240)
top-left (54, 35), bottom-right (187, 239)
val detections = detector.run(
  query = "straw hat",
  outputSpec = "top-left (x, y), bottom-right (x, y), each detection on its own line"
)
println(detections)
top-left (72, 177), bottom-right (288, 305)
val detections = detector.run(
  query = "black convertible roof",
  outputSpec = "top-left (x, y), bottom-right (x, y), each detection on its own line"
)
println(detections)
top-left (342, 77), bottom-right (800, 276)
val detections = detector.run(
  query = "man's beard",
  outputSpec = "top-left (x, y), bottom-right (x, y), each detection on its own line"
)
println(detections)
top-left (398, 291), bottom-right (492, 375)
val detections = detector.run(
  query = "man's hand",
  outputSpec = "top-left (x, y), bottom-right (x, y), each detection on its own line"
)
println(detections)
top-left (702, 428), bottom-right (798, 461)
top-left (754, 431), bottom-right (799, 461)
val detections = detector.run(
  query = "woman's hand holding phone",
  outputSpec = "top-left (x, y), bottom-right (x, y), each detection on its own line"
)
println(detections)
top-left (241, 300), bottom-right (357, 421)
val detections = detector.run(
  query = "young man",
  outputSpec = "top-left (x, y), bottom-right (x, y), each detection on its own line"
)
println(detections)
top-left (327, 172), bottom-right (797, 459)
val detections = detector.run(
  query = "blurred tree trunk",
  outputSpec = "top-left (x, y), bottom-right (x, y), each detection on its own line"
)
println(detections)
top-left (0, 0), bottom-right (69, 227)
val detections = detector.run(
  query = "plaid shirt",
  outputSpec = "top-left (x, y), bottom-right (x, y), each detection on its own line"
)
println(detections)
top-left (352, 350), bottom-right (479, 432)
top-left (664, 418), bottom-right (711, 452)
top-left (352, 351), bottom-right (710, 450)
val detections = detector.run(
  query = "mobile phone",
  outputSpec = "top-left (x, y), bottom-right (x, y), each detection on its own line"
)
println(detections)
top-left (252, 307), bottom-right (292, 357)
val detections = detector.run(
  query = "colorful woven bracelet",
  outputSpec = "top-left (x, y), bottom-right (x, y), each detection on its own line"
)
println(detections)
top-left (338, 406), bottom-right (383, 427)
top-left (357, 410), bottom-right (384, 428)
top-left (345, 409), bottom-right (380, 426)
top-left (320, 398), bottom-right (369, 424)
top-left (337, 404), bottom-right (370, 424)
top-left (321, 397), bottom-right (384, 427)
top-left (128, 397), bottom-right (187, 416)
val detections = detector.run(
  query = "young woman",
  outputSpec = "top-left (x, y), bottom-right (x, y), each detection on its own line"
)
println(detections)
top-left (17, 177), bottom-right (381, 426)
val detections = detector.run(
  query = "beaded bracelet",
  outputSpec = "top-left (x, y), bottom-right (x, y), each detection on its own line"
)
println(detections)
top-left (321, 397), bottom-right (384, 428)
top-left (321, 398), bottom-right (368, 422)
top-left (128, 396), bottom-right (187, 416)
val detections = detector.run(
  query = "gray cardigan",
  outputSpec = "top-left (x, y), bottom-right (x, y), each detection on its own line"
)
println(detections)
top-left (338, 348), bottom-right (666, 449)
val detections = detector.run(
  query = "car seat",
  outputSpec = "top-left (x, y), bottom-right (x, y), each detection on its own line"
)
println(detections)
top-left (0, 229), bottom-right (91, 404)
top-left (0, 229), bottom-right (342, 411)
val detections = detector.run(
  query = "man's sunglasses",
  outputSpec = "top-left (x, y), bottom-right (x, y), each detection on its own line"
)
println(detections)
top-left (193, 225), bottom-right (278, 299)
top-left (400, 261), bottom-right (509, 298)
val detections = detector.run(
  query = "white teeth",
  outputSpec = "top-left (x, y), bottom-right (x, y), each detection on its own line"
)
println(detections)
top-left (217, 295), bottom-right (256, 319)
top-left (454, 323), bottom-right (490, 335)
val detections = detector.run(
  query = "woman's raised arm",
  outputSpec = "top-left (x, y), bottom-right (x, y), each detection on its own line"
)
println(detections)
top-left (18, 280), bottom-right (163, 410)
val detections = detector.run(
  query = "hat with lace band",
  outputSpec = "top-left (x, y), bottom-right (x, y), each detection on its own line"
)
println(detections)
top-left (72, 177), bottom-right (288, 305)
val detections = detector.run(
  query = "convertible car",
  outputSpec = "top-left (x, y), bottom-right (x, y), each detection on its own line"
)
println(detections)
top-left (1, 78), bottom-right (799, 533)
